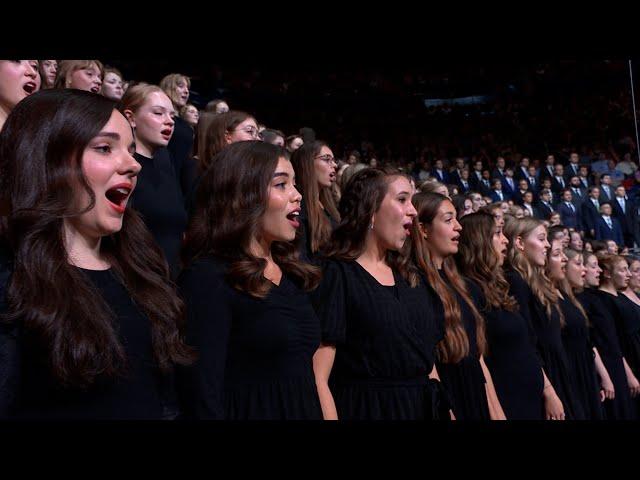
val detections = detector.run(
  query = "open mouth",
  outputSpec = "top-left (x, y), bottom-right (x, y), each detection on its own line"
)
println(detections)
top-left (90, 86), bottom-right (100, 93)
top-left (403, 221), bottom-right (413, 236)
top-left (286, 209), bottom-right (300, 228)
top-left (451, 235), bottom-right (460, 243)
top-left (23, 82), bottom-right (37, 94)
top-left (161, 128), bottom-right (173, 139)
top-left (105, 184), bottom-right (133, 214)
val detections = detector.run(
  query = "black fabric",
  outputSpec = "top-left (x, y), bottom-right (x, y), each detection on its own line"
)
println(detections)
top-left (131, 151), bottom-right (188, 278)
top-left (578, 289), bottom-right (636, 419)
top-left (435, 272), bottom-right (490, 420)
top-left (0, 268), bottom-right (172, 419)
top-left (311, 259), bottom-right (445, 420)
top-left (177, 256), bottom-right (322, 420)
top-left (167, 116), bottom-right (194, 171)
top-left (296, 199), bottom-right (337, 266)
top-left (559, 296), bottom-right (603, 420)
top-left (470, 279), bottom-right (544, 420)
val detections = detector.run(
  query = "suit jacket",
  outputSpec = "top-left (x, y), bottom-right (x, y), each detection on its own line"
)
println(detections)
top-left (431, 169), bottom-right (450, 184)
top-left (449, 169), bottom-right (464, 187)
top-left (595, 216), bottom-right (624, 245)
top-left (578, 176), bottom-right (591, 190)
top-left (551, 175), bottom-right (568, 194)
top-left (512, 189), bottom-right (529, 206)
top-left (557, 201), bottom-right (581, 230)
top-left (514, 166), bottom-right (531, 182)
top-left (457, 178), bottom-right (472, 194)
top-left (491, 168), bottom-right (506, 183)
top-left (527, 174), bottom-right (541, 194)
top-left (564, 163), bottom-right (581, 181)
top-left (540, 165), bottom-right (556, 182)
top-left (490, 190), bottom-right (509, 203)
top-left (611, 196), bottom-right (636, 246)
top-left (581, 198), bottom-right (601, 236)
top-left (599, 185), bottom-right (614, 203)
top-left (470, 170), bottom-right (484, 190)
top-left (535, 201), bottom-right (554, 220)
top-left (569, 186), bottom-right (587, 207)
top-left (476, 178), bottom-right (493, 196)
top-left (501, 176), bottom-right (517, 198)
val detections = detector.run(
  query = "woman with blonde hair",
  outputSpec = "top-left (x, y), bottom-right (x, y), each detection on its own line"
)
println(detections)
top-left (54, 60), bottom-right (103, 93)
top-left (159, 73), bottom-right (194, 167)
top-left (503, 217), bottom-right (580, 419)
top-left (101, 66), bottom-right (124, 101)
top-left (419, 180), bottom-right (450, 199)
top-left (120, 83), bottom-right (187, 278)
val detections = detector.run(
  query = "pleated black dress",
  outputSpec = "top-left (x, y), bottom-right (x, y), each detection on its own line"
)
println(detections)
top-left (0, 268), bottom-right (176, 420)
top-left (178, 256), bottom-right (322, 420)
top-left (435, 272), bottom-right (490, 420)
top-left (311, 259), bottom-right (446, 420)
top-left (558, 295), bottom-right (603, 420)
top-left (506, 269), bottom-right (583, 420)
top-left (469, 279), bottom-right (544, 420)
top-left (578, 289), bottom-right (635, 420)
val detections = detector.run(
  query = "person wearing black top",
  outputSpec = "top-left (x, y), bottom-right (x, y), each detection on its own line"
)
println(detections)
top-left (312, 167), bottom-right (449, 420)
top-left (503, 217), bottom-right (579, 420)
top-left (577, 252), bottom-right (636, 419)
top-left (0, 89), bottom-right (193, 419)
top-left (457, 212), bottom-right (547, 420)
top-left (178, 141), bottom-right (323, 420)
top-left (620, 257), bottom-right (640, 395)
top-left (159, 73), bottom-right (194, 166)
top-left (121, 83), bottom-right (188, 278)
top-left (411, 192), bottom-right (505, 420)
top-left (546, 242), bottom-right (602, 419)
top-left (290, 140), bottom-right (340, 264)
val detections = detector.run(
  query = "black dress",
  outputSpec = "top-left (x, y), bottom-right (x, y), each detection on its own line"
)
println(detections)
top-left (469, 279), bottom-right (544, 420)
top-left (297, 199), bottom-right (337, 265)
top-left (131, 151), bottom-right (188, 278)
top-left (177, 256), bottom-right (322, 420)
top-left (558, 296), bottom-right (603, 420)
top-left (311, 259), bottom-right (446, 420)
top-left (506, 269), bottom-right (583, 420)
top-left (615, 294), bottom-right (640, 382)
top-left (435, 273), bottom-right (490, 420)
top-left (578, 289), bottom-right (635, 420)
top-left (0, 268), bottom-right (174, 419)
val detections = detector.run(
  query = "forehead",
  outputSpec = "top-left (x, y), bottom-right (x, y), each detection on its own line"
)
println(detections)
top-left (105, 72), bottom-right (121, 81)
top-left (274, 156), bottom-right (293, 175)
top-left (386, 176), bottom-right (412, 195)
top-left (238, 117), bottom-right (257, 128)
top-left (103, 110), bottom-right (134, 141)
top-left (319, 145), bottom-right (333, 155)
top-left (145, 91), bottom-right (173, 108)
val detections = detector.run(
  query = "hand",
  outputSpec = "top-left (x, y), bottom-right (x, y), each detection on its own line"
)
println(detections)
top-left (450, 409), bottom-right (456, 421)
top-left (601, 376), bottom-right (615, 401)
top-left (627, 374), bottom-right (640, 397)
top-left (544, 390), bottom-right (565, 421)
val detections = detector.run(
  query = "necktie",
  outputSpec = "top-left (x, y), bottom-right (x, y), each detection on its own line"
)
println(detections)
top-left (620, 199), bottom-right (625, 213)
top-left (605, 217), bottom-right (612, 229)
top-left (531, 178), bottom-right (535, 186)
top-left (574, 188), bottom-right (581, 197)
top-left (567, 202), bottom-right (574, 213)
top-left (498, 191), bottom-right (503, 201)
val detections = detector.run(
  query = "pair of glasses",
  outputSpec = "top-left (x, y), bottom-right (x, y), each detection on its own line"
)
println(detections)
top-left (237, 126), bottom-right (260, 139)
top-left (315, 154), bottom-right (336, 164)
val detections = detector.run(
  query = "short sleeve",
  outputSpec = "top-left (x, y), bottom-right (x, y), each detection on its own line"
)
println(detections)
top-left (177, 258), bottom-right (233, 419)
top-left (310, 260), bottom-right (347, 345)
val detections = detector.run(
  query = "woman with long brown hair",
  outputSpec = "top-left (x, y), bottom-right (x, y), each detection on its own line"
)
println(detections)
top-left (457, 212), bottom-right (549, 419)
top-left (290, 140), bottom-right (340, 263)
top-left (411, 192), bottom-right (505, 420)
top-left (545, 237), bottom-right (599, 419)
top-left (312, 167), bottom-right (448, 420)
top-left (577, 252), bottom-right (636, 419)
top-left (503, 217), bottom-right (579, 419)
top-left (0, 89), bottom-right (194, 419)
top-left (178, 141), bottom-right (323, 419)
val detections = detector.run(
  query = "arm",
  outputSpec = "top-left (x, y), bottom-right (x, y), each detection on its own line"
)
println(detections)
top-left (593, 347), bottom-right (614, 401)
top-left (479, 355), bottom-right (506, 420)
top-left (622, 357), bottom-right (640, 397)
top-left (312, 344), bottom-right (338, 420)
top-left (542, 370), bottom-right (565, 420)
top-left (428, 365), bottom-right (456, 420)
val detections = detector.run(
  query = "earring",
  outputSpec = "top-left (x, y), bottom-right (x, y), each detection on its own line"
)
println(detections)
top-left (368, 222), bottom-right (374, 230)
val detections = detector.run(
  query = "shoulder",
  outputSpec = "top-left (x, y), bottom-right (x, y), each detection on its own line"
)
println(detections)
top-left (178, 256), bottom-right (229, 289)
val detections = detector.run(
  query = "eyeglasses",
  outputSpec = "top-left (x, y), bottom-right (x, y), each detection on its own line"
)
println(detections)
top-left (236, 125), bottom-right (260, 139)
top-left (315, 154), bottom-right (337, 164)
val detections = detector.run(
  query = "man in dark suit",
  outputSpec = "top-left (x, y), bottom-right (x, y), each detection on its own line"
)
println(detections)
top-left (527, 165), bottom-right (540, 193)
top-left (551, 164), bottom-right (567, 194)
top-left (489, 178), bottom-right (509, 203)
top-left (557, 189), bottom-right (581, 231)
top-left (541, 178), bottom-right (558, 207)
top-left (595, 202), bottom-right (624, 247)
top-left (565, 152), bottom-right (582, 181)
top-left (599, 173), bottom-right (614, 203)
top-left (540, 154), bottom-right (556, 182)
top-left (578, 165), bottom-right (592, 190)
top-left (456, 167), bottom-right (472, 194)
top-left (431, 158), bottom-right (450, 184)
top-left (501, 167), bottom-right (517, 199)
top-left (477, 169), bottom-right (493, 197)
top-left (469, 160), bottom-right (484, 191)
top-left (513, 179), bottom-right (531, 206)
top-left (581, 186), bottom-right (601, 239)
top-left (514, 156), bottom-right (531, 182)
top-left (491, 156), bottom-right (507, 183)
top-left (611, 185), bottom-right (636, 248)
top-left (449, 157), bottom-right (466, 186)
top-left (521, 191), bottom-right (536, 217)
top-left (568, 176), bottom-right (587, 207)
top-left (535, 188), bottom-right (555, 220)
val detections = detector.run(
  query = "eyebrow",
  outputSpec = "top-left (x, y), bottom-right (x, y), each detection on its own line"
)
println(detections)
top-left (273, 172), bottom-right (290, 179)
top-left (94, 132), bottom-right (120, 140)
top-left (397, 191), bottom-right (411, 196)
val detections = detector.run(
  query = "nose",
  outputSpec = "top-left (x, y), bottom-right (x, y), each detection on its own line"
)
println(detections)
top-left (292, 185), bottom-right (302, 203)
top-left (407, 203), bottom-right (418, 218)
top-left (166, 114), bottom-right (175, 126)
top-left (25, 62), bottom-right (38, 78)
top-left (453, 219), bottom-right (462, 231)
top-left (122, 152), bottom-right (142, 176)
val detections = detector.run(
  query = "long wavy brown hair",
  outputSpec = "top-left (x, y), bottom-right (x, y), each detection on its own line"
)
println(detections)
top-left (324, 167), bottom-right (418, 285)
top-left (559, 248), bottom-right (589, 324)
top-left (457, 212), bottom-right (518, 311)
top-left (183, 140), bottom-right (320, 298)
top-left (504, 217), bottom-right (563, 324)
top-left (0, 89), bottom-right (194, 388)
top-left (410, 192), bottom-right (486, 363)
top-left (290, 140), bottom-right (340, 254)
